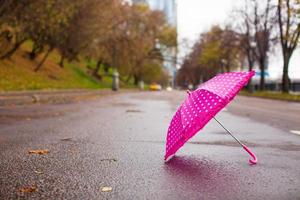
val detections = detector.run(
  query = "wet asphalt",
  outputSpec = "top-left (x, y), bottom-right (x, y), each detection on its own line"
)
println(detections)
top-left (0, 91), bottom-right (300, 200)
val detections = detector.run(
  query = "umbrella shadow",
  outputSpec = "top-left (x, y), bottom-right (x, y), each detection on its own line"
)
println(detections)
top-left (163, 156), bottom-right (236, 193)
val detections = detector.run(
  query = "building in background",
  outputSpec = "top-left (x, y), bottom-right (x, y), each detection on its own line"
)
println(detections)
top-left (132, 0), bottom-right (178, 87)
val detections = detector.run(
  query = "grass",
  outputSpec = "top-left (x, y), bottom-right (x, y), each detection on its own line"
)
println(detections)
top-left (240, 90), bottom-right (300, 102)
top-left (0, 42), bottom-right (136, 91)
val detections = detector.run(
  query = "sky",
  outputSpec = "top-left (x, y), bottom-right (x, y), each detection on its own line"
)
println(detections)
top-left (177, 0), bottom-right (300, 79)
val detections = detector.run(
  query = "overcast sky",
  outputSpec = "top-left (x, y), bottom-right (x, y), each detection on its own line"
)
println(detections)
top-left (177, 0), bottom-right (300, 78)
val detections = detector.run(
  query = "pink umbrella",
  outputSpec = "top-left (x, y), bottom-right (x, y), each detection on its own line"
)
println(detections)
top-left (165, 70), bottom-right (257, 165)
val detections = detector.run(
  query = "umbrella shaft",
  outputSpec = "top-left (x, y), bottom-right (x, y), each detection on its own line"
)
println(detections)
top-left (213, 117), bottom-right (244, 147)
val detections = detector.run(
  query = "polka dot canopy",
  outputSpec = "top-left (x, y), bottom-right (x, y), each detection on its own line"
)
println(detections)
top-left (165, 71), bottom-right (255, 160)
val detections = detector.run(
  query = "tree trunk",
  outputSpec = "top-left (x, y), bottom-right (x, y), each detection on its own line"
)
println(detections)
top-left (104, 64), bottom-right (109, 74)
top-left (259, 59), bottom-right (265, 91)
top-left (133, 74), bottom-right (139, 86)
top-left (282, 56), bottom-right (290, 93)
top-left (221, 65), bottom-right (225, 73)
top-left (34, 47), bottom-right (53, 72)
top-left (29, 44), bottom-right (43, 60)
top-left (0, 38), bottom-right (26, 59)
top-left (29, 48), bottom-right (37, 60)
top-left (247, 60), bottom-right (255, 93)
top-left (59, 54), bottom-right (65, 68)
top-left (92, 60), bottom-right (102, 80)
top-left (225, 65), bottom-right (230, 72)
top-left (125, 74), bottom-right (132, 83)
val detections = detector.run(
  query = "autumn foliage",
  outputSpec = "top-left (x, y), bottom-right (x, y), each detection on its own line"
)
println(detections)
top-left (0, 0), bottom-right (177, 86)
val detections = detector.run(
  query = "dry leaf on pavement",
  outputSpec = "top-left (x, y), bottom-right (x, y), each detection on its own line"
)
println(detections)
top-left (100, 186), bottom-right (112, 192)
top-left (19, 186), bottom-right (37, 193)
top-left (28, 149), bottom-right (49, 155)
top-left (61, 138), bottom-right (72, 141)
top-left (34, 170), bottom-right (43, 174)
top-left (100, 158), bottom-right (117, 162)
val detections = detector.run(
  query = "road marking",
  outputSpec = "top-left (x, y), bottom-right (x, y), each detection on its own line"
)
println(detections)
top-left (290, 130), bottom-right (300, 135)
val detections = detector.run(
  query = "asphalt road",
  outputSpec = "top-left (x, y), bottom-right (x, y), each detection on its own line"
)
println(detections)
top-left (0, 91), bottom-right (299, 199)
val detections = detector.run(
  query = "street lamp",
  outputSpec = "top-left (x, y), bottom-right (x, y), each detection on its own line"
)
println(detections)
top-left (112, 69), bottom-right (119, 91)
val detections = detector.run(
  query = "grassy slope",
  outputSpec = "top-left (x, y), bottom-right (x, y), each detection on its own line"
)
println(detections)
top-left (0, 43), bottom-right (134, 91)
top-left (240, 90), bottom-right (300, 102)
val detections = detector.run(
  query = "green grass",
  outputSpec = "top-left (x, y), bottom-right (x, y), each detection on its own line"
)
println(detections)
top-left (0, 42), bottom-right (137, 91)
top-left (240, 90), bottom-right (300, 102)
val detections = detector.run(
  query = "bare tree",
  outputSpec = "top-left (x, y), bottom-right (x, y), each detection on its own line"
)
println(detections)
top-left (233, 0), bottom-right (277, 91)
top-left (0, 0), bottom-right (29, 59)
top-left (277, 0), bottom-right (300, 93)
top-left (233, 2), bottom-right (257, 92)
top-left (252, 0), bottom-right (277, 90)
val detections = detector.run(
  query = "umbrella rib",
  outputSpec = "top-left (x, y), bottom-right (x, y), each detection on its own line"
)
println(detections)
top-left (213, 117), bottom-right (244, 147)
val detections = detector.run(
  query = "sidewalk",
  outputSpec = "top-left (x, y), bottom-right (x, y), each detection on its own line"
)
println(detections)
top-left (0, 89), bottom-right (134, 106)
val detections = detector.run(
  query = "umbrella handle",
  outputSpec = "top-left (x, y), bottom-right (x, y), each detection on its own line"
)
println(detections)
top-left (213, 117), bottom-right (257, 165)
top-left (242, 144), bottom-right (257, 165)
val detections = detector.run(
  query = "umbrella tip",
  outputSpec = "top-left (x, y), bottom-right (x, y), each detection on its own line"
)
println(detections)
top-left (164, 154), bottom-right (175, 163)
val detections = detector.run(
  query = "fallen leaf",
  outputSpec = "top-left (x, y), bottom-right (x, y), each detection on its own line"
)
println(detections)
top-left (61, 138), bottom-right (72, 141)
top-left (19, 186), bottom-right (37, 193)
top-left (28, 149), bottom-right (49, 155)
top-left (100, 158), bottom-right (117, 162)
top-left (101, 186), bottom-right (112, 192)
top-left (34, 170), bottom-right (43, 174)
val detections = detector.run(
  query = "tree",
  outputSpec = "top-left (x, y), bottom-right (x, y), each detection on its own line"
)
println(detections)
top-left (62, 0), bottom-right (116, 66)
top-left (277, 0), bottom-right (300, 93)
top-left (176, 38), bottom-right (212, 87)
top-left (122, 5), bottom-right (168, 85)
top-left (0, 0), bottom-right (174, 85)
top-left (232, 0), bottom-right (277, 91)
top-left (233, 1), bottom-right (258, 92)
top-left (198, 25), bottom-right (240, 74)
top-left (253, 0), bottom-right (277, 90)
top-left (28, 0), bottom-right (82, 71)
top-left (176, 24), bottom-right (244, 88)
top-left (0, 0), bottom-right (29, 59)
top-left (0, 0), bottom-right (81, 66)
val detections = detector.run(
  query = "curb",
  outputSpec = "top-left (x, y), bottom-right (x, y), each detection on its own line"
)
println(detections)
top-left (0, 89), bottom-right (136, 106)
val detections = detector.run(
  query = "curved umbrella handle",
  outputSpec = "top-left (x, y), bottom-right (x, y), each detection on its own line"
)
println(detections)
top-left (242, 144), bottom-right (257, 165)
top-left (213, 117), bottom-right (258, 165)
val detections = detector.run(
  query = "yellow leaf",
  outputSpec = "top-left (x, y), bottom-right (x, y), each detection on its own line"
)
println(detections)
top-left (100, 186), bottom-right (112, 192)
top-left (19, 186), bottom-right (37, 193)
top-left (28, 149), bottom-right (49, 155)
top-left (34, 170), bottom-right (43, 174)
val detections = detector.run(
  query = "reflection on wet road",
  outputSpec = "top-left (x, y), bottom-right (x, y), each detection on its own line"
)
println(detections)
top-left (0, 91), bottom-right (299, 199)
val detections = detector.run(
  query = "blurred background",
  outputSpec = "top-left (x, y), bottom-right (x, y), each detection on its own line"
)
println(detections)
top-left (0, 0), bottom-right (299, 95)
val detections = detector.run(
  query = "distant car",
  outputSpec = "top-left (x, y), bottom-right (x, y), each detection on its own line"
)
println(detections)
top-left (166, 86), bottom-right (173, 91)
top-left (149, 83), bottom-right (162, 91)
